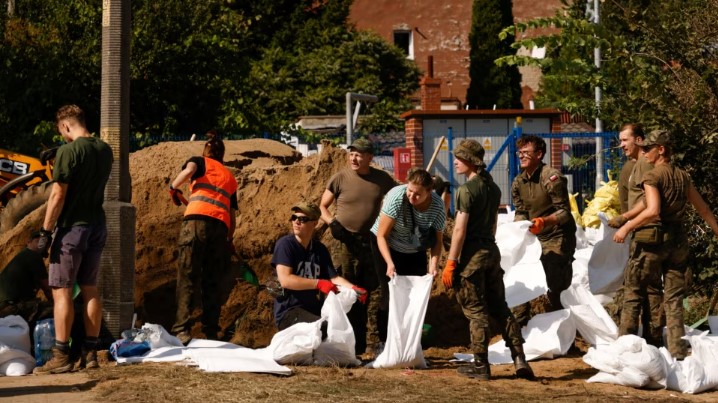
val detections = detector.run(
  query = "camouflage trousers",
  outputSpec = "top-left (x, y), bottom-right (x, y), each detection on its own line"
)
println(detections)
top-left (332, 231), bottom-right (381, 353)
top-left (455, 242), bottom-right (524, 356)
top-left (621, 234), bottom-right (690, 358)
top-left (171, 219), bottom-right (228, 337)
top-left (617, 239), bottom-right (665, 347)
top-left (512, 234), bottom-right (575, 327)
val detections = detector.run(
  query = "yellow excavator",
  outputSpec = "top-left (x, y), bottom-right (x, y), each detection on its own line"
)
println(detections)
top-left (0, 147), bottom-right (56, 234)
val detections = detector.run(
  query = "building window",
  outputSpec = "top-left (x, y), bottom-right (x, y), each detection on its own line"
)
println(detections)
top-left (393, 30), bottom-right (413, 60)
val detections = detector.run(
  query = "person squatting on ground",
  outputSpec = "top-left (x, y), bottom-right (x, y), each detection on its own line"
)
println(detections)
top-left (34, 105), bottom-right (113, 374)
top-left (272, 202), bottom-right (366, 332)
top-left (370, 169), bottom-right (445, 339)
top-left (442, 140), bottom-right (534, 381)
top-left (607, 124), bottom-right (664, 347)
top-left (319, 138), bottom-right (395, 356)
top-left (613, 129), bottom-right (718, 359)
top-left (0, 231), bottom-right (54, 331)
top-left (168, 131), bottom-right (238, 345)
top-left (510, 135), bottom-right (576, 327)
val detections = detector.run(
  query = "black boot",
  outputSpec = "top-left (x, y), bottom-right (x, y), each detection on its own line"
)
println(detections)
top-left (508, 344), bottom-right (535, 380)
top-left (457, 353), bottom-right (490, 380)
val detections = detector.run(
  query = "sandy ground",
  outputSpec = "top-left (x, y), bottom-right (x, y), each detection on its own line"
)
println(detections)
top-left (1, 351), bottom-right (717, 403)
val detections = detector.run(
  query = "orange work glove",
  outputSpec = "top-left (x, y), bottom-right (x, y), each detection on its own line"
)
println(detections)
top-left (352, 286), bottom-right (368, 304)
top-left (529, 217), bottom-right (545, 235)
top-left (442, 260), bottom-right (457, 289)
top-left (316, 279), bottom-right (338, 295)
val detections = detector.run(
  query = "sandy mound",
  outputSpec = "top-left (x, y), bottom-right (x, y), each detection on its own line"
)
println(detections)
top-left (0, 138), bottom-right (469, 348)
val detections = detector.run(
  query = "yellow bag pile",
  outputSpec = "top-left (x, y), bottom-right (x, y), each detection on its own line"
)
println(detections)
top-left (580, 172), bottom-right (621, 228)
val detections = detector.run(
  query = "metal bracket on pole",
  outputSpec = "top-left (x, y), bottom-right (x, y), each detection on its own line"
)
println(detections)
top-left (346, 92), bottom-right (378, 145)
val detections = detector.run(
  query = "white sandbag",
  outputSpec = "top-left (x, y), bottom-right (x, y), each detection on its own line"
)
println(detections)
top-left (560, 283), bottom-right (617, 346)
top-left (140, 323), bottom-right (184, 349)
top-left (662, 346), bottom-right (718, 394)
top-left (267, 320), bottom-right (322, 365)
top-left (488, 309), bottom-right (576, 364)
top-left (314, 287), bottom-right (360, 367)
top-left (572, 247), bottom-right (592, 287)
top-left (575, 223), bottom-right (590, 250)
top-left (370, 275), bottom-right (432, 369)
top-left (0, 315), bottom-right (31, 353)
top-left (584, 335), bottom-right (667, 389)
top-left (684, 333), bottom-right (718, 366)
top-left (496, 221), bottom-right (547, 308)
top-left (181, 340), bottom-right (292, 375)
top-left (0, 344), bottom-right (35, 376)
top-left (588, 214), bottom-right (629, 294)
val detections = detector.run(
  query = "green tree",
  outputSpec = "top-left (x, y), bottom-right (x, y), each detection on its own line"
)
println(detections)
top-left (466, 0), bottom-right (522, 109)
top-left (497, 0), bottom-right (718, 293)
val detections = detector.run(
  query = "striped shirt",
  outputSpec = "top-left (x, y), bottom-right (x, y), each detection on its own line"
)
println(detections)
top-left (371, 184), bottom-right (446, 253)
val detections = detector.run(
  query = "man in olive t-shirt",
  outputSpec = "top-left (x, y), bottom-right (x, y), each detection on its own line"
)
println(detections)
top-left (319, 138), bottom-right (395, 356)
top-left (34, 105), bottom-right (113, 375)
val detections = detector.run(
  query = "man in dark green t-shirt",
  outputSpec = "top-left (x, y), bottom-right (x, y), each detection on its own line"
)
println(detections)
top-left (0, 231), bottom-right (53, 327)
top-left (34, 105), bottom-right (113, 375)
top-left (442, 139), bottom-right (533, 381)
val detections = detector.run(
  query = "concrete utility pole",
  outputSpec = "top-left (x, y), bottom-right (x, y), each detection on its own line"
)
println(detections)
top-left (100, 0), bottom-right (135, 337)
top-left (587, 0), bottom-right (604, 188)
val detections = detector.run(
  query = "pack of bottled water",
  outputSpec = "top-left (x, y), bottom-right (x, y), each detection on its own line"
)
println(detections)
top-left (33, 318), bottom-right (55, 366)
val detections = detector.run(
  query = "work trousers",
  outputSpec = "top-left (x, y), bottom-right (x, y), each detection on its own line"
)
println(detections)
top-left (617, 239), bottom-right (665, 347)
top-left (455, 242), bottom-right (524, 356)
top-left (620, 234), bottom-right (689, 358)
top-left (332, 232), bottom-right (381, 352)
top-left (171, 219), bottom-right (228, 337)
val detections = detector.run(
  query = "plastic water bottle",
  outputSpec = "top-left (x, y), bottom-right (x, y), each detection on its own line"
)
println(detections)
top-left (33, 318), bottom-right (56, 366)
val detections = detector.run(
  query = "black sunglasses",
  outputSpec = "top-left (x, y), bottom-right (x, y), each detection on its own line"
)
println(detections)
top-left (289, 214), bottom-right (314, 223)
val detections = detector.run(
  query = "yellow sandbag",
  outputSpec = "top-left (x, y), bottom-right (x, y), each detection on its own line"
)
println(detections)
top-left (581, 179), bottom-right (620, 228)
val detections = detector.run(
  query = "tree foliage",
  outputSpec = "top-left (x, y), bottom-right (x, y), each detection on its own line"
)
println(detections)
top-left (0, 0), bottom-right (420, 154)
top-left (466, 0), bottom-right (522, 109)
top-left (497, 0), bottom-right (718, 293)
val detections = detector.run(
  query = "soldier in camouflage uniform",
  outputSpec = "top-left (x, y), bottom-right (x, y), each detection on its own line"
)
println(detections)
top-left (608, 124), bottom-right (664, 347)
top-left (319, 138), bottom-right (396, 356)
top-left (443, 140), bottom-right (534, 381)
top-left (510, 135), bottom-right (576, 327)
top-left (614, 130), bottom-right (718, 359)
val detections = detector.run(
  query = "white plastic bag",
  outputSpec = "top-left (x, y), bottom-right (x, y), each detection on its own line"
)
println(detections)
top-left (0, 344), bottom-right (35, 376)
top-left (0, 315), bottom-right (31, 353)
top-left (313, 287), bottom-right (360, 366)
top-left (487, 309), bottom-right (576, 364)
top-left (588, 214), bottom-right (629, 294)
top-left (140, 323), bottom-right (184, 349)
top-left (584, 335), bottom-right (667, 389)
top-left (267, 320), bottom-right (322, 365)
top-left (560, 283), bottom-right (617, 346)
top-left (370, 275), bottom-right (432, 369)
top-left (496, 221), bottom-right (547, 308)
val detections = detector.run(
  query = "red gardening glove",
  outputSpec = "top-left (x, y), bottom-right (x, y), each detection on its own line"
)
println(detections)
top-left (352, 286), bottom-right (368, 304)
top-left (316, 279), bottom-right (338, 295)
top-left (442, 260), bottom-right (457, 289)
top-left (529, 217), bottom-right (545, 235)
top-left (169, 186), bottom-right (184, 206)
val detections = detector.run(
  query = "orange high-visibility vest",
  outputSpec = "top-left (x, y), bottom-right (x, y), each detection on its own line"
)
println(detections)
top-left (184, 157), bottom-right (238, 230)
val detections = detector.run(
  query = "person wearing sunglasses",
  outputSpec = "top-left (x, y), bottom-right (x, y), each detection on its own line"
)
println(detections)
top-left (613, 129), bottom-right (718, 360)
top-left (510, 135), bottom-right (576, 328)
top-left (272, 202), bottom-right (367, 331)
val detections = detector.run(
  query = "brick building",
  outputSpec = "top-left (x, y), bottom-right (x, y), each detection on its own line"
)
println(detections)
top-left (349, 0), bottom-right (563, 108)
